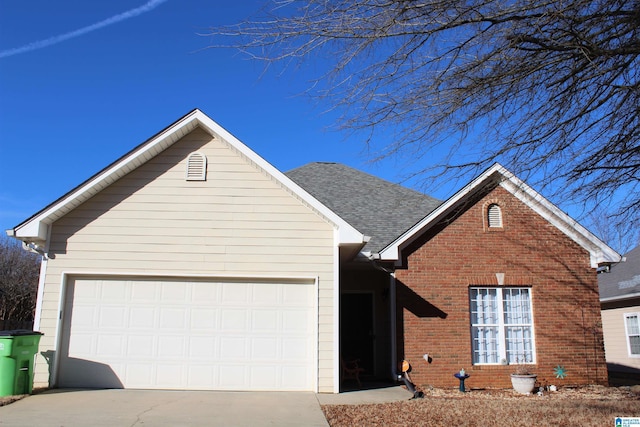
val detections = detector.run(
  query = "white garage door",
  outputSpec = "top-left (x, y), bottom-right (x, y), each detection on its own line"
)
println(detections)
top-left (58, 277), bottom-right (316, 391)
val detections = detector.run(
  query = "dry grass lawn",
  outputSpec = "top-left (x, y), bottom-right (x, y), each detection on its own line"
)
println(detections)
top-left (322, 385), bottom-right (640, 427)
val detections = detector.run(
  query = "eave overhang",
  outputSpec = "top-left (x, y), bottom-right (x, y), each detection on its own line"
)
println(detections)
top-left (378, 163), bottom-right (622, 269)
top-left (7, 109), bottom-right (367, 253)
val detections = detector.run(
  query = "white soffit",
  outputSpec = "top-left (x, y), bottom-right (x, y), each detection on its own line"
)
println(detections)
top-left (11, 109), bottom-right (365, 247)
top-left (378, 163), bottom-right (621, 268)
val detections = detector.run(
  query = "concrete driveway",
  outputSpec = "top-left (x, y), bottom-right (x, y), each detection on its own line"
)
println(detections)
top-left (0, 386), bottom-right (412, 426)
top-left (0, 389), bottom-right (331, 427)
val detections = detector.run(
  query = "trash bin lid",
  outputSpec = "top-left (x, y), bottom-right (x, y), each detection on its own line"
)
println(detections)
top-left (0, 330), bottom-right (43, 336)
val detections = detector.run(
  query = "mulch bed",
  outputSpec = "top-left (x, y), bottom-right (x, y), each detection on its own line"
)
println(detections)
top-left (322, 385), bottom-right (640, 427)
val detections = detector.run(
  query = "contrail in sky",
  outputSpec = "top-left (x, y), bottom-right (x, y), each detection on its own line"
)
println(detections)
top-left (0, 0), bottom-right (169, 59)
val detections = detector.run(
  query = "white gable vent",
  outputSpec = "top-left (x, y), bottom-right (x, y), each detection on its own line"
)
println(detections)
top-left (186, 152), bottom-right (207, 181)
top-left (487, 204), bottom-right (503, 228)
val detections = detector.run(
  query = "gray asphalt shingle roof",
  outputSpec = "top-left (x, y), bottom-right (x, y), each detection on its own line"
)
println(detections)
top-left (599, 245), bottom-right (640, 301)
top-left (285, 162), bottom-right (442, 253)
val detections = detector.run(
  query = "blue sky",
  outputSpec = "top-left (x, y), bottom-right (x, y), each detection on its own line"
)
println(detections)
top-left (1, 0), bottom-right (405, 233)
top-left (0, 0), bottom-right (627, 250)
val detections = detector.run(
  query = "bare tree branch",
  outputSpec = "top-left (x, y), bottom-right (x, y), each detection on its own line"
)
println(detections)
top-left (208, 0), bottom-right (640, 245)
top-left (0, 235), bottom-right (40, 329)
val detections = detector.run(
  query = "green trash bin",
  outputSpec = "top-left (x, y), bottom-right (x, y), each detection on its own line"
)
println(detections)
top-left (0, 330), bottom-right (43, 397)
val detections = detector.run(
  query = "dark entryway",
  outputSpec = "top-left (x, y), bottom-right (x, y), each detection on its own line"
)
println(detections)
top-left (341, 292), bottom-right (375, 376)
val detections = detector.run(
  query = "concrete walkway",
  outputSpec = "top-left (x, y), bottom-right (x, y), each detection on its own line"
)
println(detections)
top-left (0, 386), bottom-right (411, 427)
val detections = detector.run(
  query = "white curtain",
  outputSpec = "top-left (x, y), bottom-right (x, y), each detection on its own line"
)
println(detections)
top-left (504, 289), bottom-right (533, 363)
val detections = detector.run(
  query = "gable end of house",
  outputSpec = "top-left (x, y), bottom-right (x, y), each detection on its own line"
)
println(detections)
top-left (378, 163), bottom-right (621, 268)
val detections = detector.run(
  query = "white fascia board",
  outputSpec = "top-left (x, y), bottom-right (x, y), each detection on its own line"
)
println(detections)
top-left (378, 163), bottom-right (506, 262)
top-left (13, 110), bottom-right (201, 242)
top-left (378, 163), bottom-right (622, 268)
top-left (13, 221), bottom-right (49, 242)
top-left (13, 109), bottom-right (365, 249)
top-left (194, 113), bottom-right (366, 246)
top-left (600, 292), bottom-right (640, 303)
top-left (497, 167), bottom-right (622, 267)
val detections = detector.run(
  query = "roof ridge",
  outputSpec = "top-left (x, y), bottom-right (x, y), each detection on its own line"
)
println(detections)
top-left (287, 162), bottom-right (438, 200)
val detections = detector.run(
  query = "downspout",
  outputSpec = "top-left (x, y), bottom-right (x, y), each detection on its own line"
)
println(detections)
top-left (333, 230), bottom-right (341, 394)
top-left (390, 271), bottom-right (398, 381)
top-left (34, 226), bottom-right (51, 388)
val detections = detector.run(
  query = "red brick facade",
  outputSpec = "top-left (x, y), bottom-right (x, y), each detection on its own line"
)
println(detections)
top-left (395, 186), bottom-right (607, 390)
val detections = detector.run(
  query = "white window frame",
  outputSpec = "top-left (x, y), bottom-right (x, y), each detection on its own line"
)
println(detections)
top-left (624, 312), bottom-right (640, 357)
top-left (470, 287), bottom-right (536, 365)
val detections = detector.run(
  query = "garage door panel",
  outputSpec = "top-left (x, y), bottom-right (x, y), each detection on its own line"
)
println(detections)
top-left (285, 367), bottom-right (312, 389)
top-left (68, 332), bottom-right (96, 355)
top-left (128, 335), bottom-right (154, 358)
top-left (220, 309), bottom-right (248, 330)
top-left (252, 337), bottom-right (278, 359)
top-left (219, 336), bottom-right (248, 359)
top-left (59, 278), bottom-right (315, 391)
top-left (158, 307), bottom-right (188, 329)
top-left (251, 366), bottom-right (278, 388)
top-left (187, 364), bottom-right (216, 388)
top-left (283, 309), bottom-right (311, 331)
top-left (192, 282), bottom-right (219, 302)
top-left (188, 336), bottom-right (215, 358)
top-left (221, 283), bottom-right (248, 302)
top-left (156, 363), bottom-right (184, 386)
top-left (101, 281), bottom-right (127, 300)
top-left (131, 281), bottom-right (158, 300)
top-left (190, 308), bottom-right (217, 329)
top-left (125, 363), bottom-right (154, 387)
top-left (72, 305), bottom-right (96, 326)
top-left (96, 334), bottom-right (125, 357)
top-left (157, 336), bottom-right (185, 359)
top-left (130, 307), bottom-right (155, 328)
top-left (252, 310), bottom-right (278, 330)
top-left (219, 365), bottom-right (245, 388)
top-left (283, 338), bottom-right (312, 359)
top-left (99, 307), bottom-right (127, 328)
top-left (253, 285), bottom-right (279, 304)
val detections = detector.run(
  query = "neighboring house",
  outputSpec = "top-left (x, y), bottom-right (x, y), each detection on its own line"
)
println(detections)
top-left (600, 245), bottom-right (640, 384)
top-left (7, 110), bottom-right (621, 393)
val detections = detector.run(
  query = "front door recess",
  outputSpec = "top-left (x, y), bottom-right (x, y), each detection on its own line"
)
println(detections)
top-left (341, 292), bottom-right (375, 377)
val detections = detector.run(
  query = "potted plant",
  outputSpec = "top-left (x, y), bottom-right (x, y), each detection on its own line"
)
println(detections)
top-left (510, 363), bottom-right (537, 394)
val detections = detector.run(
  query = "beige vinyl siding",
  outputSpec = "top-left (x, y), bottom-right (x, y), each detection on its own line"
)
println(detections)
top-left (601, 306), bottom-right (640, 370)
top-left (35, 127), bottom-right (338, 392)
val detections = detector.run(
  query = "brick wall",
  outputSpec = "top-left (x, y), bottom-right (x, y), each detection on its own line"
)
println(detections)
top-left (395, 185), bottom-right (607, 390)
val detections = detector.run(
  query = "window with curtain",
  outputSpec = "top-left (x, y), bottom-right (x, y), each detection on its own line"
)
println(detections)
top-left (625, 313), bottom-right (640, 356)
top-left (470, 287), bottom-right (535, 364)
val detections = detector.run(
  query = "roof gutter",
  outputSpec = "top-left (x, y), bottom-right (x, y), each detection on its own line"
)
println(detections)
top-left (22, 241), bottom-right (48, 259)
top-left (600, 291), bottom-right (640, 303)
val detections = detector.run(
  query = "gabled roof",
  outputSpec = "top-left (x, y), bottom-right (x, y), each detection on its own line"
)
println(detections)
top-left (8, 110), bottom-right (365, 250)
top-left (599, 245), bottom-right (639, 302)
top-left (378, 163), bottom-right (622, 268)
top-left (286, 162), bottom-right (441, 253)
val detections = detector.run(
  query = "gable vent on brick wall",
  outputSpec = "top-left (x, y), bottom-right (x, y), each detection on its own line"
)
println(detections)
top-left (186, 152), bottom-right (207, 181)
top-left (488, 204), bottom-right (503, 228)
